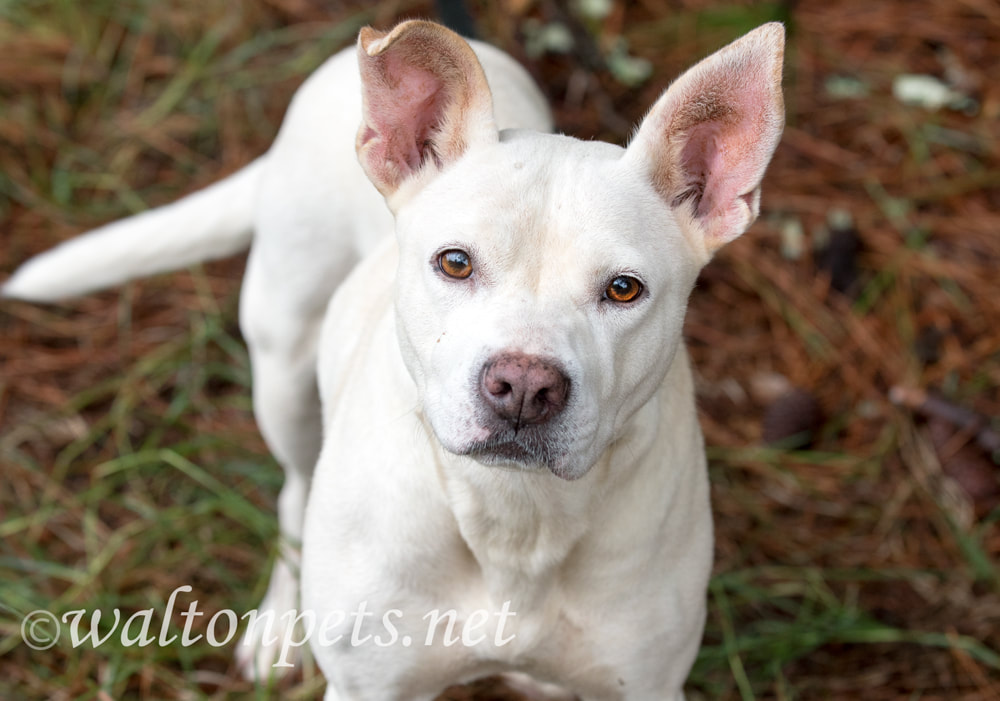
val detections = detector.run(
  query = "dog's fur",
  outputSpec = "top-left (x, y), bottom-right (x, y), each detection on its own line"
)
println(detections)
top-left (4, 28), bottom-right (552, 680)
top-left (4, 20), bottom-right (784, 700)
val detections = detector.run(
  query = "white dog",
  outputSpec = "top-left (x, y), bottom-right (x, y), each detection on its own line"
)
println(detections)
top-left (5, 19), bottom-right (784, 699)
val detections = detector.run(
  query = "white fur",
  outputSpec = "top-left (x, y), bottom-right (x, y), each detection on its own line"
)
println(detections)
top-left (5, 20), bottom-right (785, 699)
top-left (302, 20), bottom-right (782, 700)
top-left (2, 160), bottom-right (262, 301)
top-left (3, 38), bottom-right (551, 680)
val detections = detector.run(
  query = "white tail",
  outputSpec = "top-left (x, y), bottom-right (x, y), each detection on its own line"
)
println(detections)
top-left (3, 157), bottom-right (265, 302)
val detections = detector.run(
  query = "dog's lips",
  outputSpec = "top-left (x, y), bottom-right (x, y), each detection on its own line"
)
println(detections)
top-left (467, 438), bottom-right (538, 464)
top-left (459, 431), bottom-right (581, 479)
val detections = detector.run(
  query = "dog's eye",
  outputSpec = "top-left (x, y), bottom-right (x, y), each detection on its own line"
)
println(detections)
top-left (604, 275), bottom-right (643, 304)
top-left (438, 249), bottom-right (473, 280)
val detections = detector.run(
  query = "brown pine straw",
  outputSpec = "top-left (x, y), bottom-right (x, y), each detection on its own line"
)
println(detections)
top-left (0, 0), bottom-right (998, 697)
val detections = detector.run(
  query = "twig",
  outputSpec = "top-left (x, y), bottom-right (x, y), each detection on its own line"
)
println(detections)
top-left (890, 386), bottom-right (1000, 456)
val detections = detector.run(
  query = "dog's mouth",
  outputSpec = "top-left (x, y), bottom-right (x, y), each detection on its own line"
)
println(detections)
top-left (466, 438), bottom-right (542, 466)
top-left (460, 429), bottom-right (578, 479)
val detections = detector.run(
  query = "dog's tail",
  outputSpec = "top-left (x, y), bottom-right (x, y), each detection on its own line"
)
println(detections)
top-left (3, 157), bottom-right (264, 302)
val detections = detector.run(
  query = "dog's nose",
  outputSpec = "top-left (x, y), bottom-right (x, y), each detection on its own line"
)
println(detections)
top-left (480, 353), bottom-right (570, 427)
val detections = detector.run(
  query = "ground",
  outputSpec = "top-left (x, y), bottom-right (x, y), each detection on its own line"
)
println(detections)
top-left (1, 1), bottom-right (998, 699)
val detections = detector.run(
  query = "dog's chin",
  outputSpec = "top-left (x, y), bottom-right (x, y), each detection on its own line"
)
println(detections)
top-left (427, 410), bottom-right (593, 480)
top-left (457, 438), bottom-right (587, 481)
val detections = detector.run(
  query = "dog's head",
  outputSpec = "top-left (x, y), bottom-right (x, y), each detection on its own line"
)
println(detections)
top-left (356, 20), bottom-right (784, 480)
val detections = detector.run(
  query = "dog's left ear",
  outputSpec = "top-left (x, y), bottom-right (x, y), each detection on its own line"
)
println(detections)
top-left (624, 23), bottom-right (785, 261)
top-left (356, 20), bottom-right (498, 208)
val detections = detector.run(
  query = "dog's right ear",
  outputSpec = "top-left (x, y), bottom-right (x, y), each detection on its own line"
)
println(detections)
top-left (356, 20), bottom-right (498, 209)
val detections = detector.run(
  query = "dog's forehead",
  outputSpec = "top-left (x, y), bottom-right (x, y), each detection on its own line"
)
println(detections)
top-left (415, 130), bottom-right (678, 254)
top-left (494, 129), bottom-right (627, 200)
top-left (498, 127), bottom-right (624, 160)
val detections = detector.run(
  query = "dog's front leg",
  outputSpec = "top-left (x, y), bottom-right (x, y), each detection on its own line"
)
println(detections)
top-left (234, 249), bottom-right (328, 679)
top-left (234, 355), bottom-right (319, 679)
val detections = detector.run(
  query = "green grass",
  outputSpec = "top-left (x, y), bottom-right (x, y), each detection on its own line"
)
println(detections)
top-left (0, 291), bottom-right (297, 697)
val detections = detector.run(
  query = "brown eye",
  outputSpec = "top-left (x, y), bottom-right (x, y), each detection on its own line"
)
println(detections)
top-left (605, 275), bottom-right (643, 303)
top-left (438, 249), bottom-right (473, 279)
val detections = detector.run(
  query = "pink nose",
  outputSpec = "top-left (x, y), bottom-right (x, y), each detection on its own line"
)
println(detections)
top-left (479, 353), bottom-right (570, 428)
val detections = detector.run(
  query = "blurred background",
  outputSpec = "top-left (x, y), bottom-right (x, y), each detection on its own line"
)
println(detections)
top-left (1, 0), bottom-right (998, 698)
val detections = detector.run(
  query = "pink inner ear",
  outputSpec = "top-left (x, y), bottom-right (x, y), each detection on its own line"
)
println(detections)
top-left (675, 121), bottom-right (721, 210)
top-left (630, 24), bottom-right (785, 251)
top-left (356, 21), bottom-right (498, 200)
top-left (676, 84), bottom-right (770, 221)
top-left (366, 55), bottom-right (451, 175)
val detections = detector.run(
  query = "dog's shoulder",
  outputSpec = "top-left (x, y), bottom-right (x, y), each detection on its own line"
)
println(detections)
top-left (317, 235), bottom-right (400, 411)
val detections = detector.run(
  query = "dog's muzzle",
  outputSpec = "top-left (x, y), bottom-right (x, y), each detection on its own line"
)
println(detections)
top-left (456, 352), bottom-right (577, 476)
